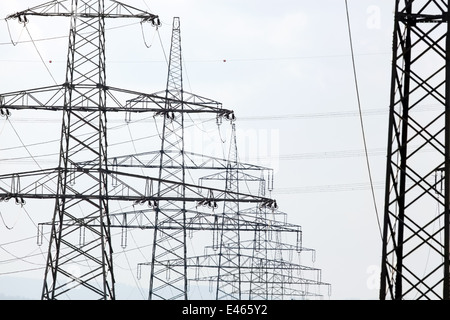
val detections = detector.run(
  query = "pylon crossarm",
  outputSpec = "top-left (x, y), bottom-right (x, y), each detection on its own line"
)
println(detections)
top-left (223, 239), bottom-right (316, 254)
top-left (6, 0), bottom-right (159, 23)
top-left (196, 272), bottom-right (328, 286)
top-left (396, 12), bottom-right (446, 24)
top-left (182, 151), bottom-right (271, 171)
top-left (109, 169), bottom-right (277, 207)
top-left (0, 85), bottom-right (231, 115)
top-left (38, 207), bottom-right (300, 234)
top-left (0, 167), bottom-right (276, 206)
top-left (200, 171), bottom-right (265, 183)
top-left (116, 87), bottom-right (234, 117)
top-left (106, 1), bottom-right (159, 22)
top-left (0, 168), bottom-right (58, 203)
top-left (0, 85), bottom-right (66, 114)
top-left (5, 0), bottom-right (71, 19)
top-left (140, 253), bottom-right (326, 280)
top-left (77, 150), bottom-right (272, 172)
top-left (195, 272), bottom-right (330, 298)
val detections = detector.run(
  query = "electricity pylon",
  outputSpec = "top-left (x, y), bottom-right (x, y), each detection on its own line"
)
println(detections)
top-left (69, 16), bottom-right (329, 300)
top-left (133, 17), bottom-right (277, 300)
top-left (380, 0), bottom-right (450, 300)
top-left (123, 17), bottom-right (329, 298)
top-left (147, 16), bottom-right (189, 301)
top-left (1, 0), bottom-right (160, 300)
top-left (0, 2), bottom-right (277, 300)
top-left (0, 1), bottom-right (329, 300)
top-left (215, 122), bottom-right (244, 299)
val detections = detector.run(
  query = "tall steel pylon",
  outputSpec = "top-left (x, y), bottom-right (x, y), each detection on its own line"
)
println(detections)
top-left (380, 0), bottom-right (450, 300)
top-left (0, 3), bottom-right (328, 300)
top-left (145, 17), bottom-right (264, 300)
top-left (0, 0), bottom-right (160, 300)
top-left (188, 126), bottom-right (330, 300)
top-left (0, 2), bottom-right (279, 300)
top-left (95, 17), bottom-right (330, 299)
top-left (192, 123), bottom-right (246, 299)
top-left (215, 122), bottom-right (243, 299)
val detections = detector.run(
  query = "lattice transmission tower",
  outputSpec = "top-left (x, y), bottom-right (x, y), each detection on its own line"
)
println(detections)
top-left (380, 0), bottom-right (450, 300)
top-left (0, 1), bottom-right (276, 300)
top-left (0, 1), bottom-right (330, 300)
top-left (127, 17), bottom-right (330, 300)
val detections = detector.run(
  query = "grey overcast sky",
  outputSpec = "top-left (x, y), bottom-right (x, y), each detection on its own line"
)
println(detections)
top-left (0, 0), bottom-right (395, 300)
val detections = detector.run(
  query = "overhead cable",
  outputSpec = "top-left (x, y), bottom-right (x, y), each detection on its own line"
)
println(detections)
top-left (345, 0), bottom-right (382, 240)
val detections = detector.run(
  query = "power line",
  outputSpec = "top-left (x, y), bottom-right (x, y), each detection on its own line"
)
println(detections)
top-left (0, 5), bottom-right (334, 300)
top-left (0, 146), bottom-right (386, 164)
top-left (345, 0), bottom-right (382, 239)
top-left (24, 24), bottom-right (58, 85)
top-left (6, 118), bottom-right (43, 170)
top-left (271, 181), bottom-right (385, 195)
top-left (0, 266), bottom-right (45, 276)
top-left (237, 104), bottom-right (441, 121)
top-left (0, 104), bottom-right (440, 125)
top-left (0, 116), bottom-right (217, 153)
top-left (0, 20), bottom-right (142, 46)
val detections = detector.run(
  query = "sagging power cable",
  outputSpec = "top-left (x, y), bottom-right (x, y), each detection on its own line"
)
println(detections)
top-left (24, 24), bottom-right (58, 85)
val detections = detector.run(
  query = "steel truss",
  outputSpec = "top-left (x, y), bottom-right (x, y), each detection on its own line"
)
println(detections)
top-left (0, 2), bottom-right (330, 300)
top-left (0, 1), bottom-right (271, 300)
top-left (133, 124), bottom-right (330, 299)
top-left (380, 0), bottom-right (450, 300)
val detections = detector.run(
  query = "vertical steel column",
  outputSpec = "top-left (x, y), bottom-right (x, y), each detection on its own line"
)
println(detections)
top-left (444, 8), bottom-right (450, 300)
top-left (42, 0), bottom-right (114, 300)
top-left (380, 0), bottom-right (450, 300)
top-left (215, 123), bottom-right (242, 300)
top-left (249, 177), bottom-right (270, 300)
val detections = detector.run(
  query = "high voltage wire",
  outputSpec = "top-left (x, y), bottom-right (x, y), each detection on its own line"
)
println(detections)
top-left (0, 117), bottom-right (218, 156)
top-left (0, 19), bottom-right (389, 63)
top-left (0, 2), bottom-right (387, 299)
top-left (0, 153), bottom-right (378, 164)
top-left (0, 53), bottom-right (390, 62)
top-left (345, 0), bottom-right (382, 240)
top-left (0, 146), bottom-right (392, 164)
top-left (6, 118), bottom-right (43, 170)
top-left (5, 111), bottom-right (379, 124)
top-left (4, 103), bottom-right (441, 124)
top-left (0, 20), bottom-right (143, 46)
top-left (0, 266), bottom-right (45, 276)
top-left (24, 24), bottom-right (58, 85)
top-left (272, 181), bottom-right (385, 195)
top-left (238, 104), bottom-right (440, 121)
top-left (0, 228), bottom-right (152, 280)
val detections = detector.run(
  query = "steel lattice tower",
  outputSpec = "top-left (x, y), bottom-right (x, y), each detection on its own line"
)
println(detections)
top-left (43, 0), bottom-right (112, 300)
top-left (129, 18), bottom-right (330, 298)
top-left (0, 0), bottom-right (160, 300)
top-left (380, 0), bottom-right (450, 300)
top-left (193, 123), bottom-right (245, 299)
top-left (215, 122), bottom-right (242, 299)
top-left (149, 16), bottom-right (189, 300)
top-left (0, 2), bottom-right (279, 300)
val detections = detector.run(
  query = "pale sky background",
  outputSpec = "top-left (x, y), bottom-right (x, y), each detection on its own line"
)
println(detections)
top-left (0, 0), bottom-right (396, 300)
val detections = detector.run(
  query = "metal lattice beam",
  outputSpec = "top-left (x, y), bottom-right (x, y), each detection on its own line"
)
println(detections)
top-left (0, 3), bottom-right (330, 301)
top-left (1, 0), bottom-right (159, 300)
